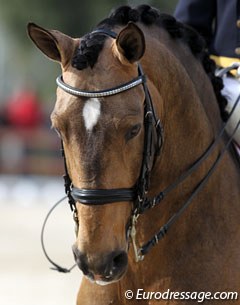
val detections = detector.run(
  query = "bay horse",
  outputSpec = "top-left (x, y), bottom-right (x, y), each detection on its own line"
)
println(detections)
top-left (28, 5), bottom-right (240, 305)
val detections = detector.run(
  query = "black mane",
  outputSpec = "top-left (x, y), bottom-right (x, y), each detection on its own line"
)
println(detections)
top-left (72, 5), bottom-right (227, 121)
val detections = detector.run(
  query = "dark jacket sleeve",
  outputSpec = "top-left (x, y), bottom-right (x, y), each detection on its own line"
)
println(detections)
top-left (174, 0), bottom-right (216, 44)
top-left (174, 0), bottom-right (240, 58)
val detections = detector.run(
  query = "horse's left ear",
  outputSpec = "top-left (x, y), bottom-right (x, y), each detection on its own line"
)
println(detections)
top-left (116, 22), bottom-right (145, 63)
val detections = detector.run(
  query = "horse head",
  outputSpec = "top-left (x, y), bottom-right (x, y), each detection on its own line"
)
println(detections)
top-left (28, 6), bottom-right (240, 303)
top-left (28, 22), bottom-right (154, 285)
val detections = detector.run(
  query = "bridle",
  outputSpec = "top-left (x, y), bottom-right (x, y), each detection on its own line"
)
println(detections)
top-left (53, 29), bottom-right (240, 267)
top-left (57, 29), bottom-right (164, 260)
top-left (57, 60), bottom-right (163, 211)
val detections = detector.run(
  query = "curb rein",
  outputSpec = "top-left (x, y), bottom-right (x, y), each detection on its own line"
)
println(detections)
top-left (45, 29), bottom-right (240, 271)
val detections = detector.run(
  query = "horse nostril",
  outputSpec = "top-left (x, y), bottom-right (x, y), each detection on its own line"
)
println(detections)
top-left (72, 246), bottom-right (128, 282)
top-left (111, 251), bottom-right (128, 272)
top-left (72, 246), bottom-right (89, 275)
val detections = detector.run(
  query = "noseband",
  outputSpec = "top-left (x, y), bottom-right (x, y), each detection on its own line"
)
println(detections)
top-left (56, 29), bottom-right (240, 262)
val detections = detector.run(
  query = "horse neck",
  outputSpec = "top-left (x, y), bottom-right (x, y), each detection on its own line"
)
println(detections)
top-left (124, 41), bottom-right (240, 289)
top-left (135, 39), bottom-right (220, 252)
top-left (142, 25), bottom-right (223, 135)
top-left (142, 41), bottom-right (217, 191)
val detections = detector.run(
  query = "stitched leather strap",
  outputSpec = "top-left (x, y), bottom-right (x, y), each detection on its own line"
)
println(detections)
top-left (71, 188), bottom-right (136, 204)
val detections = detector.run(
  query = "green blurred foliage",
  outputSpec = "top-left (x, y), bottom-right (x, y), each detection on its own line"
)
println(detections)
top-left (0, 0), bottom-right (177, 37)
top-left (0, 0), bottom-right (177, 103)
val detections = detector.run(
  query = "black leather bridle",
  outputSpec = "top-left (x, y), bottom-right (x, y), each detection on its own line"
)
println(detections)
top-left (56, 29), bottom-right (240, 263)
top-left (57, 62), bottom-right (162, 213)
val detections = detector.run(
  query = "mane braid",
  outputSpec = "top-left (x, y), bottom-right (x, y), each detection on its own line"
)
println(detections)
top-left (72, 4), bottom-right (227, 121)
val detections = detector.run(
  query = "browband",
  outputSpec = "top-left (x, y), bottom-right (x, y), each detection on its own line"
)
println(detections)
top-left (56, 75), bottom-right (146, 98)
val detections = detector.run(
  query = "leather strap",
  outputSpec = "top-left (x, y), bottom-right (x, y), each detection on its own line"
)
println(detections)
top-left (71, 188), bottom-right (136, 204)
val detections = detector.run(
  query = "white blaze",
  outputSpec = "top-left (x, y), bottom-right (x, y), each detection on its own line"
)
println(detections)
top-left (83, 98), bottom-right (101, 131)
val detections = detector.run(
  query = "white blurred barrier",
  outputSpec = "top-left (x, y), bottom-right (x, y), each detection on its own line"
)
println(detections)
top-left (0, 175), bottom-right (65, 206)
top-left (0, 175), bottom-right (82, 305)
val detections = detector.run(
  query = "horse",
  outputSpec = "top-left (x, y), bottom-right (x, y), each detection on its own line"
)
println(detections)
top-left (28, 5), bottom-right (240, 305)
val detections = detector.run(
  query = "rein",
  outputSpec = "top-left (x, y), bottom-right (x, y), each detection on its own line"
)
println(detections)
top-left (42, 30), bottom-right (240, 271)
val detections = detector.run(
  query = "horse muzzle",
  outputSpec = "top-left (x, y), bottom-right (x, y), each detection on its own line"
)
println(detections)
top-left (72, 245), bottom-right (128, 284)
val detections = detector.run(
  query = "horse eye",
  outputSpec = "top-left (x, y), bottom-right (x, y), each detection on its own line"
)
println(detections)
top-left (125, 124), bottom-right (141, 141)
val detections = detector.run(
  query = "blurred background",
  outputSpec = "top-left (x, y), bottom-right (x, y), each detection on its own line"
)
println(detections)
top-left (0, 0), bottom-right (177, 304)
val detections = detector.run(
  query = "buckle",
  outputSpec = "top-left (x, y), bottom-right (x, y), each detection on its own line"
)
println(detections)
top-left (130, 214), bottom-right (144, 262)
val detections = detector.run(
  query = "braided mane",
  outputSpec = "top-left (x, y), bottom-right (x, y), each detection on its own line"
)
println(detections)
top-left (72, 5), bottom-right (227, 121)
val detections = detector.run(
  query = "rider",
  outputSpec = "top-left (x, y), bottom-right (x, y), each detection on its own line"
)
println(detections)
top-left (174, 0), bottom-right (240, 148)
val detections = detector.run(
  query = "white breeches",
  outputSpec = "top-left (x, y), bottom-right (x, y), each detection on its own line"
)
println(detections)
top-left (221, 76), bottom-right (240, 146)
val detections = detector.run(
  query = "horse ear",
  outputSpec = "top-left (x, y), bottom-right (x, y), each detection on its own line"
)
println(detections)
top-left (116, 22), bottom-right (145, 63)
top-left (27, 22), bottom-right (76, 68)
